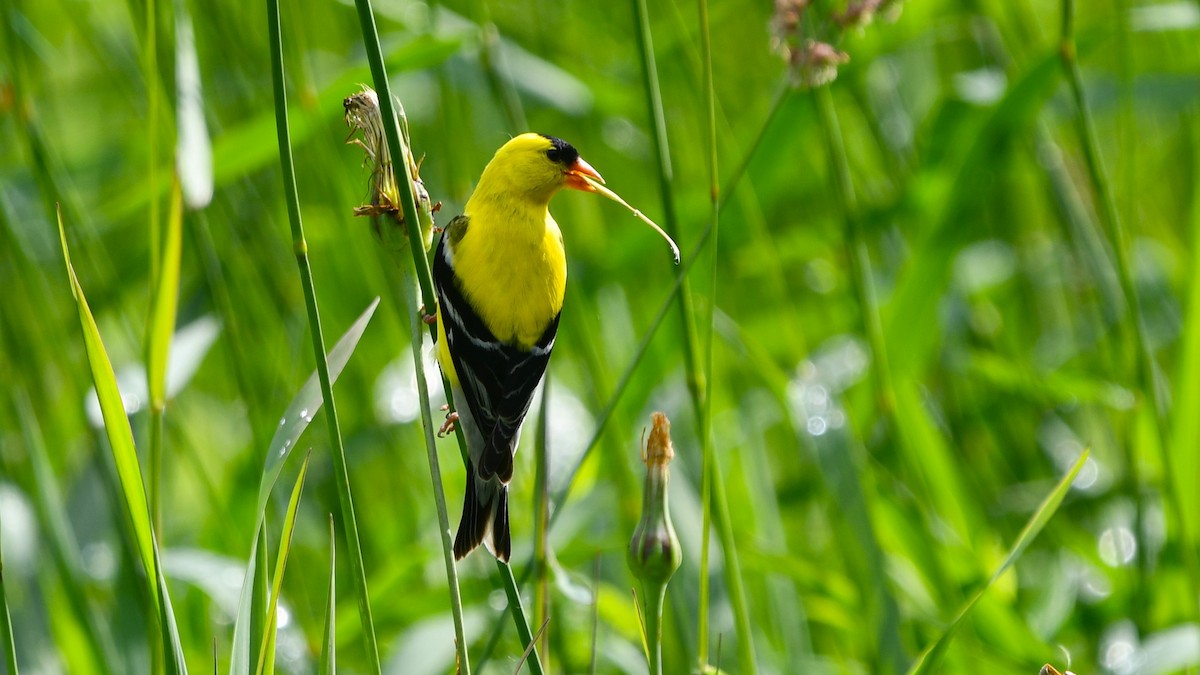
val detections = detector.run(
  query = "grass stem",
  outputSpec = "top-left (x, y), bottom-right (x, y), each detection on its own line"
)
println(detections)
top-left (351, 2), bottom-right (541, 669)
top-left (266, 2), bottom-right (382, 672)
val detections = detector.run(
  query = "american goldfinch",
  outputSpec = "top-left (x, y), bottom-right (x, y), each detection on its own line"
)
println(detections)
top-left (433, 133), bottom-right (603, 562)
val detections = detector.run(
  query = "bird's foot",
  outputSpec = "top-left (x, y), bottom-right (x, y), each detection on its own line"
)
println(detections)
top-left (419, 304), bottom-right (438, 326)
top-left (437, 411), bottom-right (459, 437)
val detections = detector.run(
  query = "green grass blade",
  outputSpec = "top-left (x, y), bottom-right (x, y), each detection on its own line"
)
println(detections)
top-left (0, 508), bottom-right (18, 675)
top-left (254, 451), bottom-right (311, 675)
top-left (907, 449), bottom-right (1089, 675)
top-left (57, 206), bottom-right (188, 674)
top-left (319, 517), bottom-right (335, 675)
top-left (146, 178), bottom-right (184, 535)
top-left (229, 300), bottom-right (378, 675)
top-left (255, 299), bottom-right (379, 516)
top-left (56, 204), bottom-right (161, 621)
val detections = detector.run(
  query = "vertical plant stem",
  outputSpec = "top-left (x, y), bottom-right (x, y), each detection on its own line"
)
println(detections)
top-left (265, 3), bottom-right (382, 672)
top-left (696, 1), bottom-right (758, 673)
top-left (352, 2), bottom-right (541, 669)
top-left (643, 583), bottom-right (666, 675)
top-left (696, 0), bottom-right (716, 662)
top-left (1059, 0), bottom-right (1198, 613)
top-left (402, 267), bottom-right (471, 674)
top-left (632, 0), bottom-right (705, 413)
top-left (534, 379), bottom-right (551, 665)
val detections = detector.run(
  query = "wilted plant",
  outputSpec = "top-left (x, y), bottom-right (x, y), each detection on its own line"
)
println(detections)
top-left (343, 85), bottom-right (435, 254)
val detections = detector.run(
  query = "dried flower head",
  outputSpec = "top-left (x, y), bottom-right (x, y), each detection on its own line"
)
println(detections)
top-left (344, 86), bottom-right (434, 252)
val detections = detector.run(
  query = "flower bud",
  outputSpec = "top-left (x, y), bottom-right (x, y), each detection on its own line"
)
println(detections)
top-left (628, 412), bottom-right (682, 585)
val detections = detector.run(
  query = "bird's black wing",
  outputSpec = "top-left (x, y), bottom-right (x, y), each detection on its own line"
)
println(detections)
top-left (433, 218), bottom-right (559, 483)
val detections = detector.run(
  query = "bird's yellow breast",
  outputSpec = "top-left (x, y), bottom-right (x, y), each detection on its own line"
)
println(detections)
top-left (450, 208), bottom-right (566, 350)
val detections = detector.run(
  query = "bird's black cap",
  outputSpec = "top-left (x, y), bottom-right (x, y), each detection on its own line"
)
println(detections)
top-left (541, 134), bottom-right (579, 166)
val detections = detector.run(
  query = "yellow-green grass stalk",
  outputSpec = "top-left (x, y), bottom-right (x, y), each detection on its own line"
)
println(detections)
top-left (146, 178), bottom-right (183, 536)
top-left (632, 0), bottom-right (705, 411)
top-left (1059, 0), bottom-right (1198, 615)
top-left (466, 1), bottom-right (527, 132)
top-left (1172, 111), bottom-right (1200, 618)
top-left (265, 2), bottom-right (381, 672)
top-left (534, 379), bottom-right (552, 665)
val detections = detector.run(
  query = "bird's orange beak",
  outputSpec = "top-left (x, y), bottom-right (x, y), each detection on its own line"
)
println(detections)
top-left (564, 157), bottom-right (605, 192)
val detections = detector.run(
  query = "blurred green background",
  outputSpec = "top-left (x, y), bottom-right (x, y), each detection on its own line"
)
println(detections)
top-left (2, 0), bottom-right (1199, 673)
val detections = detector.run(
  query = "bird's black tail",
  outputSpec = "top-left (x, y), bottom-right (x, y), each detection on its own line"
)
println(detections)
top-left (453, 460), bottom-right (511, 562)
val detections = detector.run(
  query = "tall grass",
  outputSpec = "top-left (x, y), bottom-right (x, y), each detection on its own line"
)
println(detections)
top-left (2, 0), bottom-right (1198, 673)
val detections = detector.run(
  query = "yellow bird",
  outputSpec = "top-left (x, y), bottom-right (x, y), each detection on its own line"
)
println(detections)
top-left (433, 133), bottom-right (604, 561)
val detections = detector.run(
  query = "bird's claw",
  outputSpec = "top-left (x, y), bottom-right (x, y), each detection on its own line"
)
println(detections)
top-left (419, 304), bottom-right (438, 325)
top-left (437, 411), bottom-right (459, 437)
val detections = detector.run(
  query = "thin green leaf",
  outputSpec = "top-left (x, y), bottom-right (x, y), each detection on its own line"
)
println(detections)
top-left (229, 299), bottom-right (378, 675)
top-left (255, 451), bottom-right (311, 675)
top-left (255, 299), bottom-right (379, 517)
top-left (147, 177), bottom-right (184, 534)
top-left (907, 449), bottom-right (1090, 675)
top-left (58, 208), bottom-right (188, 674)
top-left (56, 205), bottom-right (159, 609)
top-left (148, 154), bottom-right (185, 408)
top-left (319, 516), bottom-right (335, 675)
